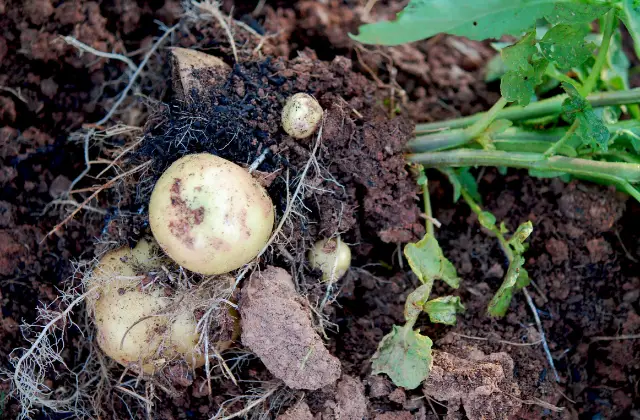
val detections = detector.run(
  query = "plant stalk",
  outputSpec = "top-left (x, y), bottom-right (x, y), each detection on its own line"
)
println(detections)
top-left (408, 149), bottom-right (640, 200)
top-left (414, 88), bottom-right (640, 133)
top-left (543, 120), bottom-right (579, 157)
top-left (581, 9), bottom-right (617, 96)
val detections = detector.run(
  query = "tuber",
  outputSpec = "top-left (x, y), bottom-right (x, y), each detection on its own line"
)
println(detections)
top-left (281, 93), bottom-right (323, 139)
top-left (308, 237), bottom-right (351, 283)
top-left (149, 153), bottom-right (275, 275)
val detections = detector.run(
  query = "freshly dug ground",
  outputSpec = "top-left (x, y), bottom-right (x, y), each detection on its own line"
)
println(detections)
top-left (1, 1), bottom-right (638, 419)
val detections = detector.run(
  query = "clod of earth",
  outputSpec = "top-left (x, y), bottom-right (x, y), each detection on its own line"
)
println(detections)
top-left (423, 350), bottom-right (522, 420)
top-left (148, 153), bottom-right (274, 275)
top-left (239, 266), bottom-right (341, 390)
top-left (281, 92), bottom-right (324, 138)
top-left (170, 47), bottom-right (230, 101)
top-left (276, 401), bottom-right (313, 420)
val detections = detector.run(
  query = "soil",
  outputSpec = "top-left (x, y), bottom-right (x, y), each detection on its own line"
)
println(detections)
top-left (1, 1), bottom-right (639, 420)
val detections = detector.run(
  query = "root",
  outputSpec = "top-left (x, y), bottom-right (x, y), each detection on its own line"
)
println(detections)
top-left (190, 1), bottom-right (239, 62)
top-left (10, 287), bottom-right (99, 419)
top-left (523, 288), bottom-right (560, 383)
top-left (62, 36), bottom-right (137, 72)
top-left (211, 382), bottom-right (285, 420)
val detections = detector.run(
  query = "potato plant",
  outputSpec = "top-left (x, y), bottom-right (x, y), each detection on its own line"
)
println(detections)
top-left (353, 0), bottom-right (640, 388)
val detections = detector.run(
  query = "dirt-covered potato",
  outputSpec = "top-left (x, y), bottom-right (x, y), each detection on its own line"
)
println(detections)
top-left (308, 237), bottom-right (351, 283)
top-left (89, 240), bottom-right (205, 374)
top-left (281, 93), bottom-right (323, 139)
top-left (148, 153), bottom-right (275, 275)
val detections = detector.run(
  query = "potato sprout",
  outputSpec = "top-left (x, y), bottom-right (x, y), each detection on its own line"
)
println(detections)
top-left (89, 240), bottom-right (204, 374)
top-left (308, 237), bottom-right (351, 283)
top-left (281, 93), bottom-right (323, 138)
top-left (149, 153), bottom-right (275, 275)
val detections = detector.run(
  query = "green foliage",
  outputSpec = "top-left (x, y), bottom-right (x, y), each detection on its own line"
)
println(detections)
top-left (404, 234), bottom-right (459, 288)
top-left (423, 296), bottom-right (465, 325)
top-left (539, 24), bottom-right (595, 70)
top-left (562, 83), bottom-right (610, 150)
top-left (545, 2), bottom-right (610, 25)
top-left (488, 256), bottom-right (527, 317)
top-left (487, 221), bottom-right (534, 317)
top-left (371, 325), bottom-right (433, 390)
top-left (351, 0), bottom-right (569, 46)
top-left (500, 32), bottom-right (549, 105)
top-left (620, 0), bottom-right (640, 60)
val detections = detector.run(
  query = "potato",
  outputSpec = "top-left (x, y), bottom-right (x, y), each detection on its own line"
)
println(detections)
top-left (90, 240), bottom-right (205, 374)
top-left (281, 93), bottom-right (323, 139)
top-left (308, 237), bottom-right (351, 283)
top-left (148, 153), bottom-right (275, 275)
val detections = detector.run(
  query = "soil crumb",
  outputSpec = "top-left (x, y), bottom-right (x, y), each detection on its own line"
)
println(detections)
top-left (239, 266), bottom-right (341, 390)
top-left (423, 350), bottom-right (522, 420)
top-left (308, 374), bottom-right (368, 420)
top-left (277, 401), bottom-right (314, 420)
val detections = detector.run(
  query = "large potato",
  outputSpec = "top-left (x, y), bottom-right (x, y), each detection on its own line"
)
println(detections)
top-left (148, 153), bottom-right (275, 275)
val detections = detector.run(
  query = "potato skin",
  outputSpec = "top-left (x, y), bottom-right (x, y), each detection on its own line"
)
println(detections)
top-left (308, 237), bottom-right (351, 283)
top-left (148, 153), bottom-right (275, 275)
top-left (87, 241), bottom-right (205, 374)
top-left (281, 93), bottom-right (323, 139)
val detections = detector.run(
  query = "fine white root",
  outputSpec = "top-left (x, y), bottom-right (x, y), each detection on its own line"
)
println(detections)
top-left (10, 287), bottom-right (99, 419)
top-left (523, 288), bottom-right (560, 383)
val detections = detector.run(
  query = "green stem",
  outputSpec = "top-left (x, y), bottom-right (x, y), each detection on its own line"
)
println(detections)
top-left (464, 97), bottom-right (509, 137)
top-left (421, 172), bottom-right (434, 237)
top-left (407, 149), bottom-right (640, 200)
top-left (414, 88), bottom-right (640, 133)
top-left (459, 187), bottom-right (513, 262)
top-left (545, 65), bottom-right (581, 89)
top-left (410, 120), bottom-right (640, 153)
top-left (581, 10), bottom-right (617, 96)
top-left (544, 120), bottom-right (579, 157)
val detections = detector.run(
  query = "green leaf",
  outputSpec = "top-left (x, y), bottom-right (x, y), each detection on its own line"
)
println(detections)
top-left (488, 255), bottom-right (525, 317)
top-left (404, 234), bottom-right (460, 289)
top-left (350, 0), bottom-right (572, 46)
top-left (371, 325), bottom-right (433, 389)
top-left (423, 296), bottom-right (465, 325)
top-left (442, 168), bottom-right (462, 202)
top-left (561, 84), bottom-right (610, 150)
top-left (515, 267), bottom-right (531, 289)
top-left (544, 3), bottom-right (610, 25)
top-left (603, 29), bottom-right (631, 91)
top-left (620, 0), bottom-right (640, 60)
top-left (539, 24), bottom-right (595, 70)
top-left (458, 168), bottom-right (482, 204)
top-left (404, 283), bottom-right (433, 323)
top-left (502, 31), bottom-right (537, 71)
top-left (501, 59), bottom-right (548, 106)
top-left (508, 221), bottom-right (533, 254)
top-left (478, 211), bottom-right (498, 231)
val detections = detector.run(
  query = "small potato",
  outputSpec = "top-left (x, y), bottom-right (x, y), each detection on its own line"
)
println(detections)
top-left (90, 241), bottom-right (205, 374)
top-left (149, 153), bottom-right (275, 275)
top-left (281, 93), bottom-right (323, 139)
top-left (308, 237), bottom-right (351, 283)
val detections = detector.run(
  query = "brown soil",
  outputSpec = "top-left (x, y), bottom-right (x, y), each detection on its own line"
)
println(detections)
top-left (1, 1), bottom-right (639, 420)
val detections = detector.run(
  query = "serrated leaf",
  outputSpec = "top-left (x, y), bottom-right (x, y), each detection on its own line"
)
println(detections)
top-left (488, 255), bottom-right (525, 317)
top-left (539, 24), bottom-right (595, 70)
top-left (371, 325), bottom-right (433, 389)
top-left (350, 0), bottom-right (572, 46)
top-left (423, 296), bottom-right (465, 325)
top-left (501, 59), bottom-right (548, 106)
top-left (561, 83), bottom-right (610, 150)
top-left (620, 0), bottom-right (640, 60)
top-left (502, 32), bottom-right (537, 71)
top-left (404, 234), bottom-right (460, 288)
top-left (544, 3), bottom-right (610, 25)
